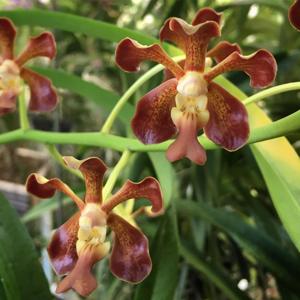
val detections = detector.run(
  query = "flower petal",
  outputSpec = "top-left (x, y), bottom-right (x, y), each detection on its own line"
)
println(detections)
top-left (168, 18), bottom-right (220, 72)
top-left (26, 173), bottom-right (84, 210)
top-left (204, 49), bottom-right (277, 88)
top-left (108, 213), bottom-right (152, 283)
top-left (0, 106), bottom-right (16, 116)
top-left (0, 91), bottom-right (17, 109)
top-left (131, 78), bottom-right (177, 144)
top-left (56, 244), bottom-right (107, 297)
top-left (166, 113), bottom-right (207, 165)
top-left (101, 177), bottom-right (163, 214)
top-left (289, 0), bottom-right (300, 31)
top-left (115, 38), bottom-right (184, 79)
top-left (204, 82), bottom-right (249, 151)
top-left (48, 212), bottom-right (79, 275)
top-left (207, 41), bottom-right (241, 63)
top-left (20, 67), bottom-right (58, 112)
top-left (63, 156), bottom-right (107, 204)
top-left (0, 18), bottom-right (16, 59)
top-left (192, 8), bottom-right (222, 26)
top-left (15, 32), bottom-right (56, 66)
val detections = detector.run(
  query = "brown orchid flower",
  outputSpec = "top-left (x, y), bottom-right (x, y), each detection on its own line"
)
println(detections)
top-left (26, 156), bottom-right (163, 297)
top-left (0, 18), bottom-right (57, 115)
top-left (115, 8), bottom-right (277, 165)
top-left (289, 0), bottom-right (300, 31)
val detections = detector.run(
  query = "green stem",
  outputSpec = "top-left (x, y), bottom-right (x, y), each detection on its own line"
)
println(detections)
top-left (243, 82), bottom-right (300, 105)
top-left (101, 55), bottom-right (185, 134)
top-left (179, 243), bottom-right (251, 300)
top-left (102, 150), bottom-right (131, 200)
top-left (18, 87), bottom-right (30, 130)
top-left (47, 144), bottom-right (83, 179)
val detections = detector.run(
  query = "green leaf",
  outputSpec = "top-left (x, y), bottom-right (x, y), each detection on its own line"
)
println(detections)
top-left (135, 205), bottom-right (179, 300)
top-left (148, 153), bottom-right (176, 207)
top-left (32, 67), bottom-right (134, 125)
top-left (216, 76), bottom-right (300, 253)
top-left (0, 193), bottom-right (52, 300)
top-left (176, 199), bottom-right (300, 293)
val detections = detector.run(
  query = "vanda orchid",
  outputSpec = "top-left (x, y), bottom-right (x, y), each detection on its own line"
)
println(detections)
top-left (115, 8), bottom-right (277, 165)
top-left (0, 18), bottom-right (57, 115)
top-left (26, 156), bottom-right (163, 297)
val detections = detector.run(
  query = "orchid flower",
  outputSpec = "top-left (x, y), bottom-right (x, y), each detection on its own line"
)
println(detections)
top-left (0, 18), bottom-right (57, 115)
top-left (115, 8), bottom-right (277, 165)
top-left (289, 0), bottom-right (300, 31)
top-left (26, 156), bottom-right (163, 297)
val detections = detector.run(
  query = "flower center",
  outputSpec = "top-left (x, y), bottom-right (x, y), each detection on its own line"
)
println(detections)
top-left (0, 60), bottom-right (21, 96)
top-left (76, 203), bottom-right (110, 257)
top-left (172, 71), bottom-right (209, 127)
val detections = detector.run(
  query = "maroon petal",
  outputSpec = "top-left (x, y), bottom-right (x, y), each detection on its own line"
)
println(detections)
top-left (166, 113), bottom-right (207, 165)
top-left (26, 173), bottom-right (84, 210)
top-left (115, 38), bottom-right (184, 79)
top-left (48, 212), bottom-right (79, 275)
top-left (204, 49), bottom-right (277, 88)
top-left (207, 41), bottom-right (241, 63)
top-left (0, 18), bottom-right (16, 60)
top-left (168, 18), bottom-right (220, 72)
top-left (63, 156), bottom-right (107, 204)
top-left (15, 32), bottom-right (56, 66)
top-left (204, 82), bottom-right (249, 151)
top-left (108, 213), bottom-right (152, 283)
top-left (20, 67), bottom-right (58, 112)
top-left (0, 91), bottom-right (17, 109)
top-left (101, 177), bottom-right (163, 214)
top-left (131, 78), bottom-right (177, 144)
top-left (192, 8), bottom-right (222, 26)
top-left (289, 0), bottom-right (300, 31)
top-left (0, 106), bottom-right (16, 116)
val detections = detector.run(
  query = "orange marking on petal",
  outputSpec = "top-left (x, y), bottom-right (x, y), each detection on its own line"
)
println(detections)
top-left (63, 156), bottom-right (107, 204)
top-left (0, 18), bottom-right (16, 60)
top-left (15, 32), bottom-right (56, 66)
top-left (289, 0), bottom-right (300, 31)
top-left (101, 177), bottom-right (163, 214)
top-left (115, 38), bottom-right (184, 79)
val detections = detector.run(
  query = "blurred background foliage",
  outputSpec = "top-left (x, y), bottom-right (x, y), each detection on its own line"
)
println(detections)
top-left (0, 0), bottom-right (300, 300)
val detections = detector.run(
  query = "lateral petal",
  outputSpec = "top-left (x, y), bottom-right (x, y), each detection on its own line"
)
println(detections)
top-left (204, 82), bottom-right (249, 151)
top-left (15, 32), bottom-right (56, 66)
top-left (108, 213), bottom-right (152, 283)
top-left (0, 18), bottom-right (16, 59)
top-left (115, 38), bottom-right (184, 79)
top-left (207, 41), bottom-right (241, 63)
top-left (101, 177), bottom-right (163, 214)
top-left (132, 78), bottom-right (177, 144)
top-left (204, 49), bottom-right (277, 88)
top-left (20, 67), bottom-right (58, 112)
top-left (63, 156), bottom-right (107, 204)
top-left (48, 212), bottom-right (79, 275)
top-left (26, 173), bottom-right (84, 210)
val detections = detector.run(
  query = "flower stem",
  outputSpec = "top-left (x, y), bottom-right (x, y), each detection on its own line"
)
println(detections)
top-left (18, 86), bottom-right (30, 130)
top-left (243, 82), bottom-right (300, 106)
top-left (102, 149), bottom-right (131, 201)
top-left (100, 55), bottom-right (185, 134)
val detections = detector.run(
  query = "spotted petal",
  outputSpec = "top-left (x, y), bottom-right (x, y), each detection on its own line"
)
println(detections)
top-left (168, 18), bottom-right (220, 72)
top-left (63, 156), bottom-right (107, 204)
top-left (0, 18), bottom-right (16, 60)
top-left (289, 0), bottom-right (300, 31)
top-left (102, 177), bottom-right (163, 214)
top-left (204, 82), bottom-right (249, 151)
top-left (108, 213), bottom-right (152, 283)
top-left (204, 49), bottom-right (277, 88)
top-left (207, 41), bottom-right (241, 63)
top-left (26, 173), bottom-right (84, 210)
top-left (15, 32), bottom-right (56, 66)
top-left (192, 8), bottom-right (222, 26)
top-left (20, 67), bottom-right (58, 112)
top-left (48, 212), bottom-right (79, 275)
top-left (115, 38), bottom-right (184, 79)
top-left (131, 78), bottom-right (177, 144)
